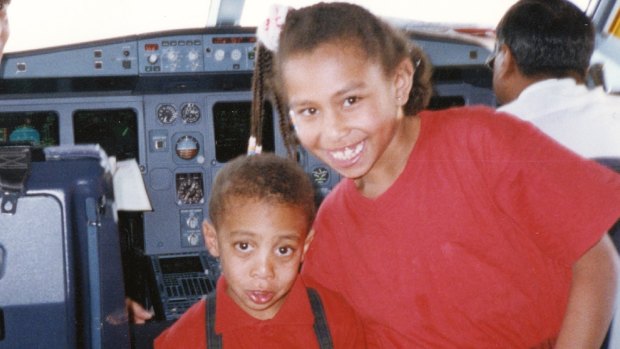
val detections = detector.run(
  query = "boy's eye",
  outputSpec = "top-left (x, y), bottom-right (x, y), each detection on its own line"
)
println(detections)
top-left (343, 96), bottom-right (359, 107)
top-left (235, 242), bottom-right (251, 252)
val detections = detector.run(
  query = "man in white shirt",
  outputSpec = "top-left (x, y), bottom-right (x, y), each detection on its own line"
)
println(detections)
top-left (489, 2), bottom-right (620, 348)
top-left (488, 0), bottom-right (620, 158)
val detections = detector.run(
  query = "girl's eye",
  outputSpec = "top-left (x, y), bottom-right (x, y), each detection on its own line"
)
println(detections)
top-left (277, 246), bottom-right (293, 256)
top-left (296, 107), bottom-right (319, 118)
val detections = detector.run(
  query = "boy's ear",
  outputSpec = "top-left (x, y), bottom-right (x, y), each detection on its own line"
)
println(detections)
top-left (394, 57), bottom-right (414, 106)
top-left (202, 220), bottom-right (220, 257)
top-left (301, 228), bottom-right (316, 262)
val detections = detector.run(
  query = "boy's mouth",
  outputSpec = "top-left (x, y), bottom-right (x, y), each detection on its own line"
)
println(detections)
top-left (247, 290), bottom-right (275, 305)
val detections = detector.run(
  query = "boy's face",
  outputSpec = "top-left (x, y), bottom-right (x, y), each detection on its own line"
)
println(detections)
top-left (203, 198), bottom-right (313, 320)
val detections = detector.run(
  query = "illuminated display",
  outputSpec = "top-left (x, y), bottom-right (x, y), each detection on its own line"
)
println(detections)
top-left (0, 111), bottom-right (59, 146)
top-left (73, 109), bottom-right (139, 161)
top-left (211, 36), bottom-right (256, 44)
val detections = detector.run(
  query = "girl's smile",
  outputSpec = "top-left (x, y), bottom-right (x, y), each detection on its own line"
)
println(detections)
top-left (327, 141), bottom-right (365, 165)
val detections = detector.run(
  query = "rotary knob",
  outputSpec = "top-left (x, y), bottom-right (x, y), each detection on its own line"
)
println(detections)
top-left (147, 54), bottom-right (159, 64)
top-left (187, 232), bottom-right (200, 246)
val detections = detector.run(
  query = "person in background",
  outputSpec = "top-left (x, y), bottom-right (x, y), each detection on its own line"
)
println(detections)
top-left (488, 0), bottom-right (620, 158)
top-left (154, 153), bottom-right (366, 348)
top-left (250, 2), bottom-right (620, 347)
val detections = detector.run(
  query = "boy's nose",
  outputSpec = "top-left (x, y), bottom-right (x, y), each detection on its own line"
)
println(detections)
top-left (251, 254), bottom-right (275, 279)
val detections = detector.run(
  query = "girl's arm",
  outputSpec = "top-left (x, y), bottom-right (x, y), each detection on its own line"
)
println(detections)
top-left (555, 234), bottom-right (619, 348)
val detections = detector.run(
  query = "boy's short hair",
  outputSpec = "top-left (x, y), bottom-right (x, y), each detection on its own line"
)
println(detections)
top-left (208, 153), bottom-right (316, 229)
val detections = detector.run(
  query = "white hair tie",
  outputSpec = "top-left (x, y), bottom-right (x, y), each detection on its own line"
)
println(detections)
top-left (256, 4), bottom-right (291, 52)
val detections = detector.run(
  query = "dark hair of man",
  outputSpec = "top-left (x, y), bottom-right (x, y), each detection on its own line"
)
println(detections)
top-left (496, 0), bottom-right (595, 80)
top-left (250, 2), bottom-right (433, 159)
top-left (208, 153), bottom-right (316, 230)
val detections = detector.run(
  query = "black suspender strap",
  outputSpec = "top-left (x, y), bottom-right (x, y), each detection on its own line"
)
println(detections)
top-left (307, 287), bottom-right (334, 349)
top-left (204, 288), bottom-right (333, 349)
top-left (205, 292), bottom-right (222, 349)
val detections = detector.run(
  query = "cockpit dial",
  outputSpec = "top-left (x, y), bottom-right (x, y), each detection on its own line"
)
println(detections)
top-left (181, 103), bottom-right (201, 124)
top-left (157, 104), bottom-right (178, 124)
top-left (176, 172), bottom-right (204, 205)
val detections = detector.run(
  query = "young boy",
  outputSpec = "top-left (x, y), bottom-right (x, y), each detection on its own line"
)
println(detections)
top-left (154, 153), bottom-right (366, 348)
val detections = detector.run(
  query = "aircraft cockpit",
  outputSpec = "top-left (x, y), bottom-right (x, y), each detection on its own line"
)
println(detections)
top-left (0, 0), bottom-right (618, 348)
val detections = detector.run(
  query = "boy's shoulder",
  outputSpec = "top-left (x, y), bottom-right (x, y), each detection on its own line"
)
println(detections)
top-left (154, 299), bottom-right (206, 348)
top-left (300, 276), bottom-right (357, 317)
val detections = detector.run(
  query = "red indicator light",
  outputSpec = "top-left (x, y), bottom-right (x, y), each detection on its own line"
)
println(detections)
top-left (144, 43), bottom-right (159, 51)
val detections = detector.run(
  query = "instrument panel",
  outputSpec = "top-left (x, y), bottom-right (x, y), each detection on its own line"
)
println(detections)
top-left (1, 28), bottom-right (258, 79)
top-left (0, 26), bottom-right (496, 256)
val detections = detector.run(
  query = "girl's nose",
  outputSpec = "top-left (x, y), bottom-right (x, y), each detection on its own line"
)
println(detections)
top-left (323, 109), bottom-right (349, 141)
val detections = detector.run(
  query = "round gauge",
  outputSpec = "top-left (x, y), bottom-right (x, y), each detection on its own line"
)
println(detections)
top-left (176, 173), bottom-right (204, 205)
top-left (175, 135), bottom-right (200, 160)
top-left (157, 104), bottom-right (177, 124)
top-left (181, 103), bottom-right (201, 124)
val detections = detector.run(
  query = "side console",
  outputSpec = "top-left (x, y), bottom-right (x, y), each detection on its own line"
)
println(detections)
top-left (0, 145), bottom-right (130, 349)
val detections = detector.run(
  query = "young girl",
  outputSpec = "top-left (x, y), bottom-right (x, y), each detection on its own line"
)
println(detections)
top-left (251, 2), bottom-right (620, 348)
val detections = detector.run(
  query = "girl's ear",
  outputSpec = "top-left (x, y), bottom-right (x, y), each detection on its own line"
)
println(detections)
top-left (300, 228), bottom-right (315, 262)
top-left (394, 58), bottom-right (414, 106)
top-left (202, 221), bottom-right (220, 257)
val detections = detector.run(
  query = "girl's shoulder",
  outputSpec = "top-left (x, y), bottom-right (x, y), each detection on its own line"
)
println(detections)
top-left (420, 105), bottom-right (504, 124)
top-left (418, 105), bottom-right (535, 137)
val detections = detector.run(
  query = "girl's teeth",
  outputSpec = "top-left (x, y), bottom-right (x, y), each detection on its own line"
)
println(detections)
top-left (331, 143), bottom-right (363, 160)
